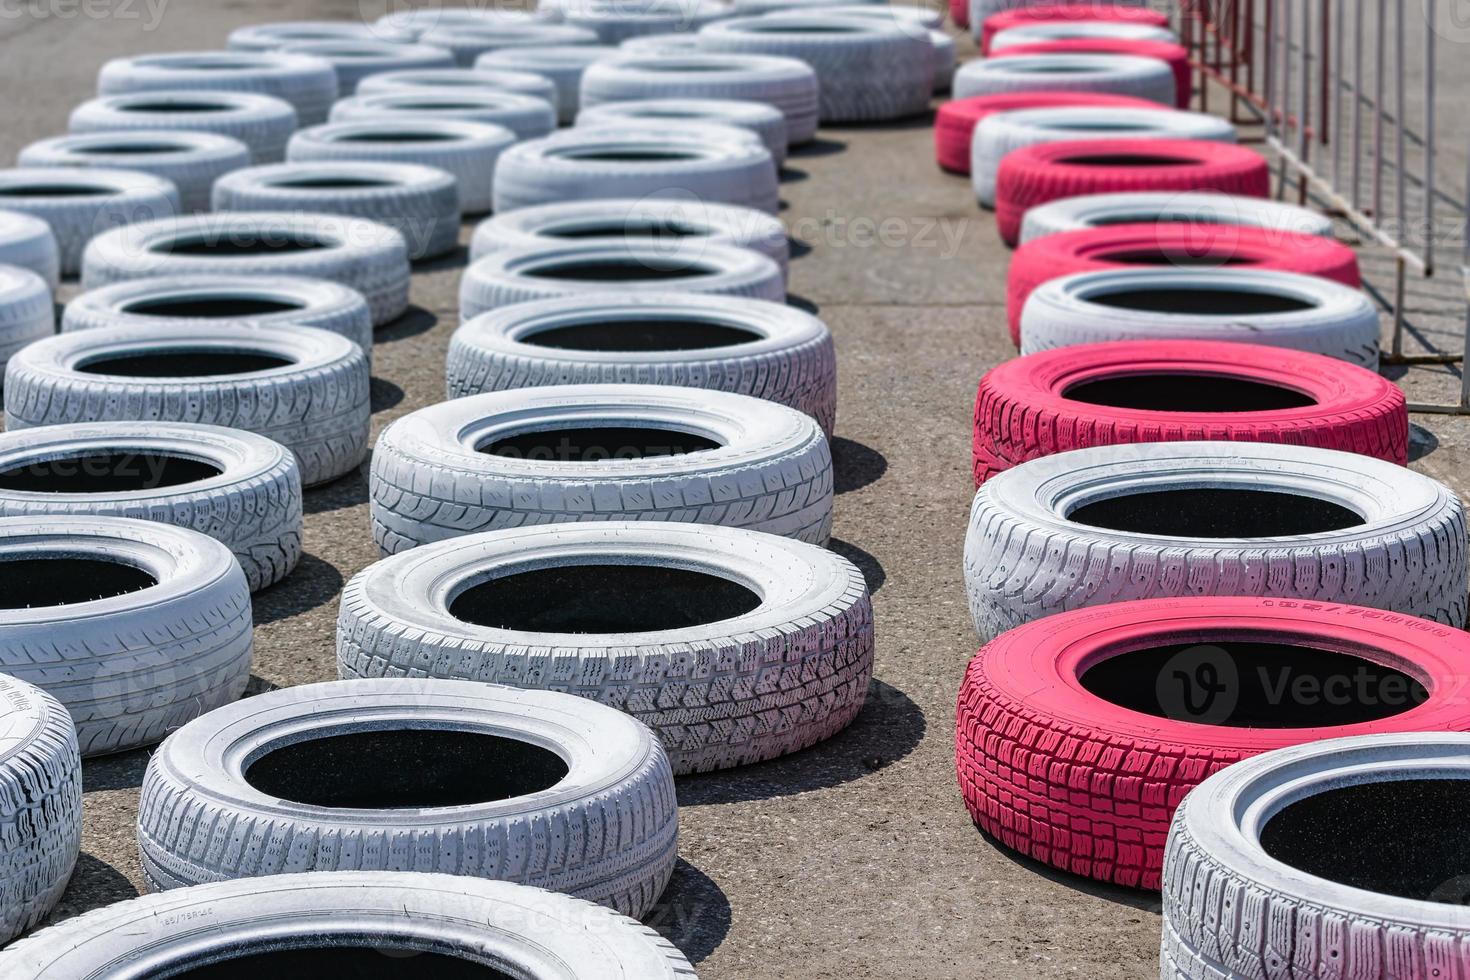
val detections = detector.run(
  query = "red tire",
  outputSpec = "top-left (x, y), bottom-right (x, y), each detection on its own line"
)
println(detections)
top-left (934, 92), bottom-right (1163, 174)
top-left (951, 0), bottom-right (968, 29)
top-left (991, 38), bottom-right (1192, 108)
top-left (993, 138), bottom-right (1269, 245)
top-left (971, 339), bottom-right (1406, 485)
top-left (1005, 223), bottom-right (1362, 345)
top-left (955, 596), bottom-right (1470, 889)
top-left (981, 4), bottom-right (1171, 54)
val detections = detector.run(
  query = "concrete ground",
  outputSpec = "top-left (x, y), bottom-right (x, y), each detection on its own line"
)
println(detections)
top-left (2, 2), bottom-right (1468, 978)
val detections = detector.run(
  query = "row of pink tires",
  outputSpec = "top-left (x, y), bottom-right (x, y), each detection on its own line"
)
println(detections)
top-left (943, 5), bottom-right (1470, 977)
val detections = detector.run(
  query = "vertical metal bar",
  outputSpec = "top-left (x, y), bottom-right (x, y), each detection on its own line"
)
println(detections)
top-left (1372, 0), bottom-right (1386, 219)
top-left (1297, 0), bottom-right (1313, 205)
top-left (1351, 0), bottom-right (1364, 212)
top-left (1422, 0), bottom-right (1436, 276)
top-left (1331, 0), bottom-right (1344, 189)
top-left (1319, 0), bottom-right (1330, 145)
top-left (1395, 0), bottom-right (1407, 248)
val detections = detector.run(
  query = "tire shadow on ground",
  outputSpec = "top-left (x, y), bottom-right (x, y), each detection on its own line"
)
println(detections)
top-left (43, 853), bottom-right (141, 927)
top-left (646, 859), bottom-right (733, 964)
top-left (375, 304), bottom-right (438, 344)
top-left (81, 748), bottom-right (150, 792)
top-left (829, 537), bottom-right (885, 593)
top-left (788, 136), bottom-right (847, 158)
top-left (832, 436), bottom-right (887, 493)
top-left (303, 467), bottom-right (368, 515)
top-left (674, 678), bottom-right (925, 806)
top-left (973, 825), bottom-right (1163, 914)
top-left (251, 552), bottom-right (345, 626)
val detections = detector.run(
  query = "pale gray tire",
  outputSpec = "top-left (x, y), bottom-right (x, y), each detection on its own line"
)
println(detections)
top-left (330, 89), bottom-right (557, 140)
top-left (476, 45), bottom-right (622, 124)
top-left (578, 97), bottom-right (788, 165)
top-left (227, 20), bottom-right (418, 51)
top-left (0, 674), bottom-right (79, 946)
top-left (930, 30), bottom-right (955, 92)
top-left (68, 91), bottom-right (300, 165)
top-left (952, 53), bottom-right (1177, 106)
top-left (964, 441), bottom-right (1468, 642)
top-left (377, 7), bottom-right (553, 41)
top-left (79, 211), bottom-right (410, 326)
top-left (62, 274), bottom-right (373, 360)
top-left (733, 0), bottom-right (887, 13)
top-left (96, 51), bottom-right (340, 126)
top-left (4, 324), bottom-right (370, 487)
top-left (821, 4), bottom-right (943, 29)
top-left (620, 32), bottom-right (706, 54)
top-left (18, 131), bottom-right (252, 214)
top-left (460, 239), bottom-right (785, 319)
top-left (0, 422), bottom-right (303, 591)
top-left (276, 40), bottom-right (455, 95)
top-left (135, 677), bottom-right (679, 918)
top-left (468, 196), bottom-right (789, 276)
top-left (0, 210), bottom-right (61, 291)
top-left (0, 168), bottom-right (179, 277)
top-left (0, 516), bottom-right (252, 757)
top-left (418, 23), bottom-right (600, 66)
top-left (0, 872), bottom-right (696, 979)
top-left (560, 0), bottom-right (730, 44)
top-left (211, 161), bottom-right (460, 261)
top-left (969, 107), bottom-right (1238, 207)
top-left (370, 383), bottom-right (832, 552)
top-left (1020, 268), bottom-right (1383, 368)
top-left (0, 265), bottom-right (54, 371)
top-left (757, 8), bottom-right (952, 93)
top-left (1162, 733), bottom-right (1470, 980)
top-left (1018, 190), bottom-right (1337, 244)
top-left (287, 118), bottom-right (515, 216)
top-left (581, 53), bottom-right (821, 143)
top-left (493, 123), bottom-right (777, 213)
top-left (446, 291), bottom-right (835, 435)
top-left (698, 15), bottom-right (934, 122)
top-left (338, 521), bottom-right (872, 774)
top-left (356, 66), bottom-right (560, 108)
top-left (990, 20), bottom-right (1178, 49)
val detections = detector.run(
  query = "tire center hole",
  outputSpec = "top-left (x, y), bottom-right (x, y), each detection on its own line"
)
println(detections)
top-left (244, 728), bottom-right (569, 809)
top-left (545, 219), bottom-right (704, 240)
top-left (163, 235), bottom-right (331, 256)
top-left (124, 101), bottom-right (232, 112)
top-left (1094, 247), bottom-right (1257, 267)
top-left (122, 296), bottom-right (303, 318)
top-left (1067, 488), bottom-right (1364, 537)
top-left (1084, 286), bottom-right (1317, 315)
top-left (523, 318), bottom-right (762, 351)
top-left (267, 177), bottom-right (397, 190)
top-left (1059, 153), bottom-right (1199, 166)
top-left (1260, 778), bottom-right (1470, 903)
top-left (74, 143), bottom-right (190, 155)
top-left (79, 350), bottom-right (295, 378)
top-left (479, 423), bottom-right (723, 460)
top-left (0, 556), bottom-right (156, 607)
top-left (554, 149), bottom-right (703, 162)
top-left (1061, 372), bottom-right (1317, 412)
top-left (450, 563), bottom-right (763, 632)
top-left (0, 452), bottom-right (222, 492)
top-left (169, 945), bottom-right (514, 979)
top-left (333, 131), bottom-right (462, 143)
top-left (1079, 641), bottom-right (1425, 727)
top-left (525, 258), bottom-right (718, 282)
top-left (0, 184), bottom-right (115, 197)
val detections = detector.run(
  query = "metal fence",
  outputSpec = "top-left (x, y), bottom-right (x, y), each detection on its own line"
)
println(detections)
top-left (1180, 0), bottom-right (1469, 413)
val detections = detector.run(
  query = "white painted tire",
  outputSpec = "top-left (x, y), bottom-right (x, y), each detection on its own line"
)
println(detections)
top-left (356, 66), bottom-right (560, 108)
top-left (560, 0), bottom-right (730, 44)
top-left (370, 383), bottom-right (832, 552)
top-left (287, 118), bottom-right (514, 215)
top-left (476, 45), bottom-right (621, 124)
top-left (991, 20), bottom-right (1178, 49)
top-left (339, 521), bottom-right (871, 774)
top-left (581, 53), bottom-right (821, 143)
top-left (578, 97), bottom-right (788, 165)
top-left (468, 196), bottom-right (789, 275)
top-left (733, 0), bottom-right (887, 13)
top-left (227, 20), bottom-right (417, 51)
top-left (822, 4), bottom-right (943, 28)
top-left (1020, 268), bottom-right (1382, 368)
top-left (1018, 190), bottom-right (1338, 243)
top-left (952, 53), bottom-right (1177, 106)
top-left (18, 131), bottom-right (251, 214)
top-left (1162, 733), bottom-right (1470, 980)
top-left (0, 265), bottom-right (53, 371)
top-left (460, 239), bottom-right (785, 319)
top-left (446, 291), bottom-right (834, 434)
top-left (0, 516), bottom-right (252, 756)
top-left (0, 211), bottom-right (59, 291)
top-left (699, 15), bottom-right (934, 122)
top-left (0, 168), bottom-right (179, 277)
top-left (758, 7), bottom-right (952, 92)
top-left (964, 441), bottom-right (1468, 642)
top-left (0, 422), bottom-right (302, 591)
top-left (5, 324), bottom-right (370, 487)
top-left (61, 274), bottom-right (372, 362)
top-left (330, 88), bottom-right (556, 140)
top-left (0, 872), bottom-right (694, 978)
top-left (620, 32), bottom-right (707, 54)
top-left (275, 40), bottom-right (455, 96)
top-left (68, 90), bottom-right (299, 164)
top-left (970, 107), bottom-right (1238, 206)
top-left (375, 7), bottom-right (552, 41)
top-left (136, 678), bottom-right (678, 918)
top-left (492, 123), bottom-right (777, 213)
top-left (96, 51), bottom-right (340, 126)
top-left (419, 23), bottom-right (600, 66)
top-left (0, 674), bottom-right (79, 945)
top-left (80, 212), bottom-right (410, 326)
top-left (211, 161), bottom-right (460, 260)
